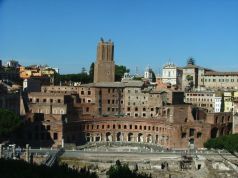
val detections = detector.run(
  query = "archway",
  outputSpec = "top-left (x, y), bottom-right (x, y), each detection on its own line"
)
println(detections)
top-left (86, 133), bottom-right (90, 142)
top-left (95, 134), bottom-right (101, 142)
top-left (138, 133), bottom-right (143, 142)
top-left (146, 134), bottom-right (152, 143)
top-left (116, 132), bottom-right (122, 141)
top-left (106, 132), bottom-right (112, 142)
top-left (219, 127), bottom-right (225, 136)
top-left (155, 135), bottom-right (159, 144)
top-left (211, 127), bottom-right (218, 138)
top-left (128, 133), bottom-right (133, 142)
top-left (189, 138), bottom-right (194, 149)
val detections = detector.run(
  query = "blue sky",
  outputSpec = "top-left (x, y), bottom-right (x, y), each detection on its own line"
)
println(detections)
top-left (0, 0), bottom-right (238, 74)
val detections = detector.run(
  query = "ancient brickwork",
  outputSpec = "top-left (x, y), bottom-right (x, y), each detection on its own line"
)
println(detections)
top-left (94, 39), bottom-right (115, 83)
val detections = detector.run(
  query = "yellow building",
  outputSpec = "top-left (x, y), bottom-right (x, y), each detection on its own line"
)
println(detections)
top-left (41, 68), bottom-right (55, 76)
top-left (20, 66), bottom-right (55, 79)
top-left (224, 91), bottom-right (233, 112)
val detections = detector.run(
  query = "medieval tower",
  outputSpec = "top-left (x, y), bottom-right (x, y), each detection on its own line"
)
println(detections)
top-left (94, 38), bottom-right (115, 83)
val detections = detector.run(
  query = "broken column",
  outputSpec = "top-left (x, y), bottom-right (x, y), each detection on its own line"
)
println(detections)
top-left (0, 144), bottom-right (2, 158)
top-left (12, 144), bottom-right (16, 159)
top-left (25, 144), bottom-right (30, 162)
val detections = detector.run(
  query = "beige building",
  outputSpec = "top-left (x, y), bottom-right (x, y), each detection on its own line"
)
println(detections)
top-left (200, 71), bottom-right (238, 90)
top-left (184, 91), bottom-right (222, 113)
top-left (185, 91), bottom-right (214, 113)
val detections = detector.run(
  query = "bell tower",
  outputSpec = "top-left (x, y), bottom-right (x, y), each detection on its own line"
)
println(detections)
top-left (94, 38), bottom-right (115, 83)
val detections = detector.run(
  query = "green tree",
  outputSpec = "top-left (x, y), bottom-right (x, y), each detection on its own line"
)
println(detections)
top-left (81, 67), bottom-right (87, 74)
top-left (0, 159), bottom-right (98, 178)
top-left (0, 109), bottom-right (21, 139)
top-left (115, 65), bottom-right (130, 81)
top-left (89, 62), bottom-right (94, 82)
top-left (204, 134), bottom-right (238, 154)
top-left (187, 57), bottom-right (195, 65)
top-left (186, 75), bottom-right (193, 81)
top-left (106, 160), bottom-right (152, 178)
top-left (220, 93), bottom-right (225, 112)
top-left (151, 70), bottom-right (156, 82)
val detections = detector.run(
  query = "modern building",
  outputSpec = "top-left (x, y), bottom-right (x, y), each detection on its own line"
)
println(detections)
top-left (6, 60), bottom-right (19, 68)
top-left (214, 95), bottom-right (222, 113)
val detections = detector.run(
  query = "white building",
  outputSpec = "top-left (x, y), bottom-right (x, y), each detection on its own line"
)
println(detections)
top-left (162, 63), bottom-right (182, 87)
top-left (144, 66), bottom-right (153, 82)
top-left (6, 60), bottom-right (19, 68)
top-left (214, 96), bottom-right (222, 112)
top-left (184, 91), bottom-right (222, 113)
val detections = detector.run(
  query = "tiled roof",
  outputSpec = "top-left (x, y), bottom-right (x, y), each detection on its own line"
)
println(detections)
top-left (204, 71), bottom-right (238, 76)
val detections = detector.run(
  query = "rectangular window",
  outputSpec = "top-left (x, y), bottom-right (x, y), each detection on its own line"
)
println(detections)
top-left (181, 132), bottom-right (186, 138)
top-left (189, 128), bottom-right (195, 137)
top-left (53, 133), bottom-right (58, 140)
top-left (46, 125), bottom-right (50, 131)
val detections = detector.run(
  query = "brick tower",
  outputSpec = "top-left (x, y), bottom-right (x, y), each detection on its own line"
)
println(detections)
top-left (94, 38), bottom-right (115, 83)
